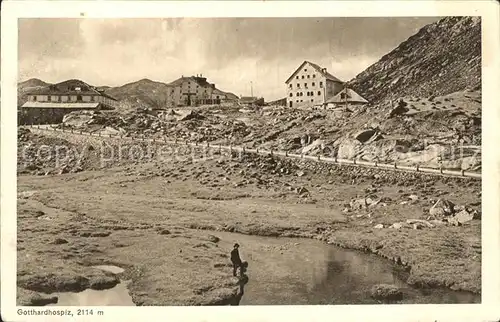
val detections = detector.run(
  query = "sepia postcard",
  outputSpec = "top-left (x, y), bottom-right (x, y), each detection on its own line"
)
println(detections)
top-left (1, 1), bottom-right (499, 321)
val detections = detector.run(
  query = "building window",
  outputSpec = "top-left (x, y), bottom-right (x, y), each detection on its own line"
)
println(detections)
top-left (301, 75), bottom-right (304, 79)
top-left (296, 100), bottom-right (299, 103)
top-left (32, 96), bottom-right (37, 101)
top-left (307, 75), bottom-right (310, 78)
top-left (296, 76), bottom-right (299, 79)
top-left (289, 93), bottom-right (293, 97)
top-left (48, 96), bottom-right (51, 102)
top-left (318, 91), bottom-right (321, 96)
top-left (297, 84), bottom-right (301, 88)
top-left (304, 69), bottom-right (307, 72)
top-left (296, 93), bottom-right (299, 97)
top-left (320, 82), bottom-right (323, 88)
top-left (77, 95), bottom-right (82, 101)
top-left (311, 99), bottom-right (314, 102)
top-left (289, 101), bottom-right (293, 108)
top-left (313, 74), bottom-right (316, 78)
top-left (289, 84), bottom-right (292, 89)
top-left (340, 93), bottom-right (347, 99)
top-left (300, 100), bottom-right (303, 102)
top-left (304, 83), bottom-right (307, 88)
top-left (312, 82), bottom-right (315, 86)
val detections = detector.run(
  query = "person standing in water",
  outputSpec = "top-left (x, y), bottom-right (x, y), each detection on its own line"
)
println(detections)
top-left (230, 243), bottom-right (242, 276)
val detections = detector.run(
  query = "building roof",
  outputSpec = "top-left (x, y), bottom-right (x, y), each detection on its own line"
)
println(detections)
top-left (168, 76), bottom-right (213, 88)
top-left (325, 88), bottom-right (369, 104)
top-left (285, 60), bottom-right (344, 84)
top-left (21, 102), bottom-right (101, 109)
top-left (27, 79), bottom-right (118, 101)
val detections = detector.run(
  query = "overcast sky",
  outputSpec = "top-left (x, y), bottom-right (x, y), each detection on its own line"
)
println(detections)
top-left (19, 17), bottom-right (441, 100)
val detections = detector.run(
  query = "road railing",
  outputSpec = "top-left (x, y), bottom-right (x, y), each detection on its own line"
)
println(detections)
top-left (21, 124), bottom-right (481, 180)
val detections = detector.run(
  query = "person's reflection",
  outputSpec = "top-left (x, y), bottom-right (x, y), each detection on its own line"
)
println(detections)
top-left (231, 261), bottom-right (249, 306)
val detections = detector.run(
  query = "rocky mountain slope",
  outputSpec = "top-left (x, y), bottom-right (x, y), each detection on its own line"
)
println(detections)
top-left (18, 78), bottom-right (52, 107)
top-left (349, 16), bottom-right (481, 104)
top-left (103, 78), bottom-right (173, 112)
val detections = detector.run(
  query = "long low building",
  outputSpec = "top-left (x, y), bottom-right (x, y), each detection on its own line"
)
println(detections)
top-left (20, 79), bottom-right (118, 124)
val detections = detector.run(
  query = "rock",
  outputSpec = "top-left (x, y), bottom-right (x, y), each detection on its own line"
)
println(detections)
top-left (447, 209), bottom-right (476, 226)
top-left (387, 104), bottom-right (409, 118)
top-left (391, 222), bottom-right (404, 229)
top-left (429, 198), bottom-right (455, 217)
top-left (89, 275), bottom-right (119, 290)
top-left (51, 238), bottom-right (69, 245)
top-left (296, 170), bottom-right (305, 177)
top-left (17, 287), bottom-right (58, 306)
top-left (157, 228), bottom-right (171, 235)
top-left (207, 235), bottom-right (220, 243)
top-left (18, 273), bottom-right (90, 293)
top-left (350, 198), bottom-right (375, 209)
top-left (406, 219), bottom-right (434, 228)
top-left (296, 187), bottom-right (309, 195)
top-left (354, 128), bottom-right (377, 143)
top-left (370, 284), bottom-right (403, 301)
top-left (408, 194), bottom-right (419, 201)
top-left (90, 231), bottom-right (111, 237)
top-left (374, 224), bottom-right (384, 229)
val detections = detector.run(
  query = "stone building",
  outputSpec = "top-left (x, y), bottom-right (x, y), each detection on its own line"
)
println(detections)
top-left (167, 75), bottom-right (237, 107)
top-left (21, 79), bottom-right (118, 124)
top-left (285, 61), bottom-right (344, 109)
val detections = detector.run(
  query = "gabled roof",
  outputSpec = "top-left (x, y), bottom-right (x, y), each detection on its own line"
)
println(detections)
top-left (285, 60), bottom-right (344, 84)
top-left (26, 79), bottom-right (117, 101)
top-left (326, 88), bottom-right (368, 104)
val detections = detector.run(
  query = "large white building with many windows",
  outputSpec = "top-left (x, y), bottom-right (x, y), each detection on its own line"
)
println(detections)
top-left (285, 61), bottom-right (344, 109)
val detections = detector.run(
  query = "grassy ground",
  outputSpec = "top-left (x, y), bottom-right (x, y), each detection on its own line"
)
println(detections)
top-left (17, 154), bottom-right (481, 305)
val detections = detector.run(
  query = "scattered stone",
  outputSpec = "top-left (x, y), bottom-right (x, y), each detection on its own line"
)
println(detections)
top-left (374, 224), bottom-right (384, 229)
top-left (207, 235), bottom-right (220, 243)
top-left (406, 219), bottom-right (435, 228)
top-left (429, 198), bottom-right (455, 217)
top-left (90, 231), bottom-right (111, 237)
top-left (447, 209), bottom-right (476, 226)
top-left (370, 284), bottom-right (403, 301)
top-left (295, 187), bottom-right (309, 195)
top-left (51, 238), bottom-right (69, 245)
top-left (390, 222), bottom-right (404, 229)
top-left (157, 228), bottom-right (171, 235)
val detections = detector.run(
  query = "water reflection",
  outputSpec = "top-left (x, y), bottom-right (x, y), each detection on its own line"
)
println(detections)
top-left (47, 281), bottom-right (135, 306)
top-left (212, 232), bottom-right (481, 305)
